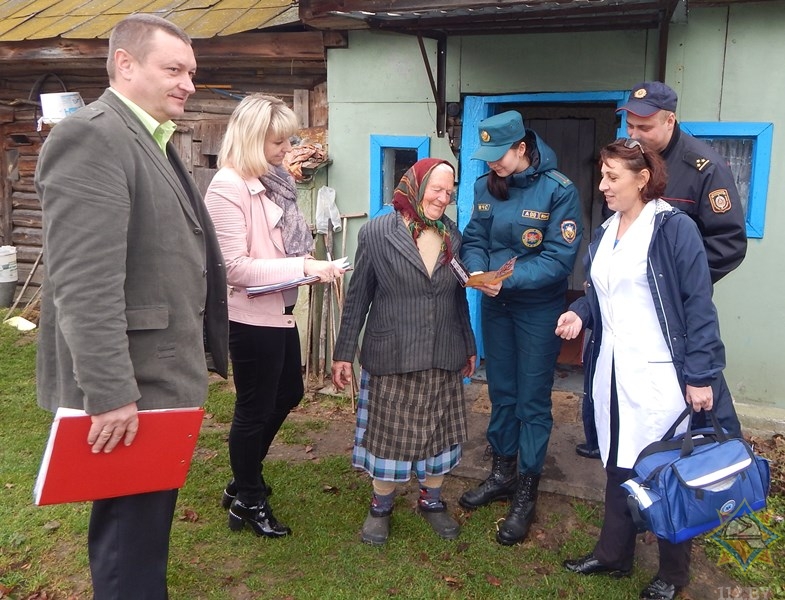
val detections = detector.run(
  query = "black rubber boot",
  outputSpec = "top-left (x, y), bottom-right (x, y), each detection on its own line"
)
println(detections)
top-left (496, 473), bottom-right (540, 546)
top-left (458, 452), bottom-right (518, 509)
top-left (361, 503), bottom-right (392, 546)
top-left (417, 498), bottom-right (460, 540)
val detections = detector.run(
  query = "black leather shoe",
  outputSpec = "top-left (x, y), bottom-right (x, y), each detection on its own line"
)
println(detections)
top-left (228, 498), bottom-right (291, 538)
top-left (221, 479), bottom-right (273, 510)
top-left (640, 576), bottom-right (680, 599)
top-left (563, 554), bottom-right (632, 578)
top-left (575, 443), bottom-right (601, 459)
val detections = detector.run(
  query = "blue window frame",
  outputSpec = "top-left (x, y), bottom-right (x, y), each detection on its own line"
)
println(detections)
top-left (680, 122), bottom-right (772, 239)
top-left (369, 135), bottom-right (430, 217)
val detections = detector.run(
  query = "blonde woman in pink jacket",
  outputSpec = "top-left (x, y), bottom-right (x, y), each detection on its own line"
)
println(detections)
top-left (205, 94), bottom-right (344, 538)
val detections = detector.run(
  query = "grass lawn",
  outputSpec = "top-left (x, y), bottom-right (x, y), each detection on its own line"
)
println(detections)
top-left (0, 323), bottom-right (783, 599)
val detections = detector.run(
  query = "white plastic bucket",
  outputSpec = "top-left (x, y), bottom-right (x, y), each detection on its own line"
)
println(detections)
top-left (0, 246), bottom-right (17, 307)
top-left (40, 92), bottom-right (84, 120)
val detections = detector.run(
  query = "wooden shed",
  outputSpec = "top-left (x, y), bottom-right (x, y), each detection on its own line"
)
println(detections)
top-left (0, 0), bottom-right (344, 304)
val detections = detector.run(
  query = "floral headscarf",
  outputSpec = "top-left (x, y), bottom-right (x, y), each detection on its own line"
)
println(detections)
top-left (391, 158), bottom-right (454, 263)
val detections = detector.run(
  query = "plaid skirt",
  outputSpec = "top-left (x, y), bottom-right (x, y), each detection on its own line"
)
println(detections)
top-left (352, 368), bottom-right (467, 482)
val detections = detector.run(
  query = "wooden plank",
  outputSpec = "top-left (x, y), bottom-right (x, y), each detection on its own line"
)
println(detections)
top-left (11, 209), bottom-right (40, 229)
top-left (194, 32), bottom-right (326, 61)
top-left (0, 32), bottom-right (328, 62)
top-left (193, 121), bottom-right (228, 155)
top-left (293, 89), bottom-right (310, 128)
top-left (310, 82), bottom-right (328, 128)
top-left (12, 226), bottom-right (41, 246)
top-left (192, 166), bottom-right (218, 197)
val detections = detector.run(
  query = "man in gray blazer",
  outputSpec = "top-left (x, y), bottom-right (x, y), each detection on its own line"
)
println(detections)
top-left (35, 14), bottom-right (228, 599)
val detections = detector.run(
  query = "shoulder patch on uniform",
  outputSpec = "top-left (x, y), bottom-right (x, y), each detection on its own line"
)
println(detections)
top-left (684, 150), bottom-right (711, 172)
top-left (708, 189), bottom-right (732, 214)
top-left (561, 220), bottom-right (578, 244)
top-left (477, 203), bottom-right (491, 211)
top-left (545, 170), bottom-right (572, 187)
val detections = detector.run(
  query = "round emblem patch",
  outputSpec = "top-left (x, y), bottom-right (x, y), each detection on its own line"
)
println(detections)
top-left (522, 228), bottom-right (543, 248)
top-left (480, 130), bottom-right (491, 142)
top-left (634, 88), bottom-right (647, 99)
top-left (720, 500), bottom-right (736, 516)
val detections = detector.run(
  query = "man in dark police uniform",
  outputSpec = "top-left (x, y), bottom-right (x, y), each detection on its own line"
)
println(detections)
top-left (577, 81), bottom-right (747, 459)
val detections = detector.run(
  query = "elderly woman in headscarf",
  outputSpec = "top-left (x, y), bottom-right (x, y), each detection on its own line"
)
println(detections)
top-left (332, 158), bottom-right (476, 546)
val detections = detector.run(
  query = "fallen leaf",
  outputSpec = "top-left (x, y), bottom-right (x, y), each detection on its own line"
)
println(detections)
top-left (485, 574), bottom-right (502, 586)
top-left (305, 445), bottom-right (314, 453)
top-left (179, 509), bottom-right (199, 522)
top-left (443, 576), bottom-right (462, 588)
top-left (455, 542), bottom-right (470, 553)
top-left (4, 483), bottom-right (14, 489)
top-left (322, 485), bottom-right (339, 494)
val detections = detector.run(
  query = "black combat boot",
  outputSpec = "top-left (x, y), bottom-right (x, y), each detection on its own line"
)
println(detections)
top-left (459, 452), bottom-right (518, 509)
top-left (496, 473), bottom-right (540, 545)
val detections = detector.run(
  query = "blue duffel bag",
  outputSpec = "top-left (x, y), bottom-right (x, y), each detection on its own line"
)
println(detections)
top-left (622, 407), bottom-right (770, 544)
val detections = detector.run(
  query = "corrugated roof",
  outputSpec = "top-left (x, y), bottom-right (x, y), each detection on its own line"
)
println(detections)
top-left (0, 0), bottom-right (299, 41)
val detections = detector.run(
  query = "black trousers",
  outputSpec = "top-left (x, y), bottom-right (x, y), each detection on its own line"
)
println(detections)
top-left (228, 319), bottom-right (303, 504)
top-left (594, 366), bottom-right (691, 588)
top-left (88, 489), bottom-right (179, 600)
top-left (594, 465), bottom-right (692, 588)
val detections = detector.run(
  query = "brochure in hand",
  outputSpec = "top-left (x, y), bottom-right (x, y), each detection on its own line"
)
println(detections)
top-left (246, 256), bottom-right (352, 298)
top-left (449, 255), bottom-right (517, 288)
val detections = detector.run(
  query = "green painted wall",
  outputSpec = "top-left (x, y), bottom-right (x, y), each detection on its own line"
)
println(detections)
top-left (324, 4), bottom-right (785, 412)
top-left (667, 4), bottom-right (785, 409)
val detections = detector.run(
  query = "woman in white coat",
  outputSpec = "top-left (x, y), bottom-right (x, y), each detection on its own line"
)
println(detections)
top-left (555, 139), bottom-right (732, 600)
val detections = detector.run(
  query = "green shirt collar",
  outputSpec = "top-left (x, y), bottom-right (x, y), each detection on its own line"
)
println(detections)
top-left (108, 88), bottom-right (177, 155)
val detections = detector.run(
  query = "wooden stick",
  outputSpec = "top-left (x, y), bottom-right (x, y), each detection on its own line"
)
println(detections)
top-left (304, 284), bottom-right (314, 388)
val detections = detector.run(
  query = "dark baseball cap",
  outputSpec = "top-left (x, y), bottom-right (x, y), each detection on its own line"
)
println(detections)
top-left (471, 111), bottom-right (525, 162)
top-left (616, 82), bottom-right (678, 117)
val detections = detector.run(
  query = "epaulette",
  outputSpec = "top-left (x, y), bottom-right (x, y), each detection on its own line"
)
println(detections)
top-left (683, 151), bottom-right (711, 172)
top-left (545, 170), bottom-right (572, 187)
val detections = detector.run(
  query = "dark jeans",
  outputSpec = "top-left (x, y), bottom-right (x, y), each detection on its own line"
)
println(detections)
top-left (228, 318), bottom-right (303, 504)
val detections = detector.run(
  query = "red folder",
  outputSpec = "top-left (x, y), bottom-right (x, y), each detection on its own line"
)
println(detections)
top-left (34, 407), bottom-right (204, 506)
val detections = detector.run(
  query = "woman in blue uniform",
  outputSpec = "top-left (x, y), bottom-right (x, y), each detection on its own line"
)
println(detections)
top-left (459, 111), bottom-right (582, 545)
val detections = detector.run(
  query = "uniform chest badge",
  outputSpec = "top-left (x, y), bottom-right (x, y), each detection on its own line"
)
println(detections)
top-left (522, 209), bottom-right (550, 220)
top-left (708, 188), bottom-right (731, 214)
top-left (522, 228), bottom-right (543, 248)
top-left (478, 203), bottom-right (491, 211)
top-left (561, 220), bottom-right (577, 243)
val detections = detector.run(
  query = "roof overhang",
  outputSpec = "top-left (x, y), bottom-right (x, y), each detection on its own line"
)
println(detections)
top-left (299, 0), bottom-right (687, 37)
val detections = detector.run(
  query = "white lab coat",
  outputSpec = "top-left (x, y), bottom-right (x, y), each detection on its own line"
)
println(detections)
top-left (590, 202), bottom-right (687, 468)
